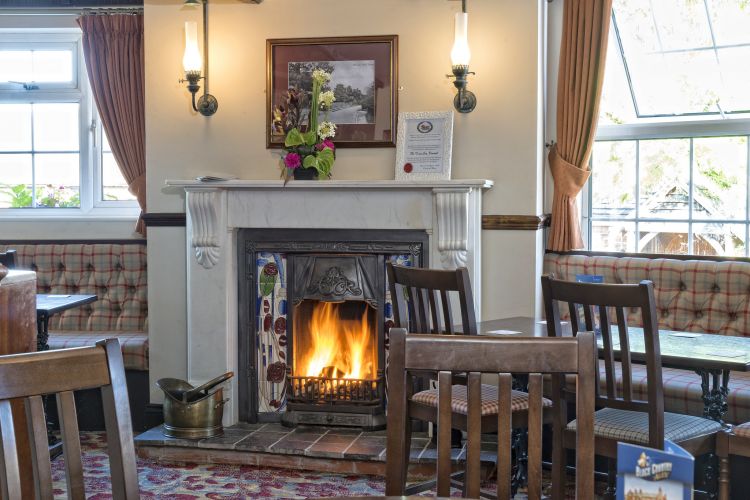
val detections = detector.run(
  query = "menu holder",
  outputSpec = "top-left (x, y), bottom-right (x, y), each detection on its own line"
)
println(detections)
top-left (617, 440), bottom-right (694, 500)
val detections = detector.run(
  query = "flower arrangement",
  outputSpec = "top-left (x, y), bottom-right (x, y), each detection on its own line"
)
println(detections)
top-left (274, 68), bottom-right (337, 181)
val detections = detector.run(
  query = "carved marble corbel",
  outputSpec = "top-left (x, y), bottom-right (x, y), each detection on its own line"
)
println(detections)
top-left (186, 189), bottom-right (222, 269)
top-left (434, 188), bottom-right (470, 269)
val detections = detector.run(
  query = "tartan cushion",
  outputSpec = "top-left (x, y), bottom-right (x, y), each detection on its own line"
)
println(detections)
top-left (48, 331), bottom-right (148, 371)
top-left (595, 361), bottom-right (750, 425)
top-left (0, 243), bottom-right (148, 332)
top-left (733, 421), bottom-right (750, 438)
top-left (411, 384), bottom-right (552, 416)
top-left (567, 407), bottom-right (721, 444)
top-left (544, 253), bottom-right (750, 336)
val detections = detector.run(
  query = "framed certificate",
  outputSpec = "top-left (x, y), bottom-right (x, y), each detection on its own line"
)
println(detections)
top-left (395, 110), bottom-right (454, 180)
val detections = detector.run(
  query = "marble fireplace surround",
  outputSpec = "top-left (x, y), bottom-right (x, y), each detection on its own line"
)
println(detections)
top-left (166, 179), bottom-right (493, 425)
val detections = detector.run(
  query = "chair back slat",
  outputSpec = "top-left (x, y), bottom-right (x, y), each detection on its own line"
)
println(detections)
top-left (0, 400), bottom-right (21, 500)
top-left (464, 372), bottom-right (481, 499)
top-left (0, 339), bottom-right (139, 499)
top-left (57, 390), bottom-right (85, 500)
top-left (25, 396), bottom-right (53, 499)
top-left (436, 371), bottom-right (452, 497)
top-left (386, 263), bottom-right (477, 335)
top-left (542, 274), bottom-right (665, 449)
top-left (599, 305), bottom-right (617, 399)
top-left (385, 329), bottom-right (597, 498)
top-left (527, 373), bottom-right (543, 500)
top-left (495, 374), bottom-right (512, 500)
top-left (616, 307), bottom-right (634, 401)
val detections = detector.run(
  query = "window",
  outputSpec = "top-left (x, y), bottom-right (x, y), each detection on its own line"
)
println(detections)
top-left (0, 30), bottom-right (136, 217)
top-left (586, 0), bottom-right (750, 256)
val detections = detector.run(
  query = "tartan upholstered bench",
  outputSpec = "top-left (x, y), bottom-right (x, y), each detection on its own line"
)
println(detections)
top-left (545, 251), bottom-right (750, 424)
top-left (0, 242), bottom-right (149, 429)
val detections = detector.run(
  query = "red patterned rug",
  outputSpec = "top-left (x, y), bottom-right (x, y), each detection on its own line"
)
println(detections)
top-left (51, 433), bottom-right (585, 498)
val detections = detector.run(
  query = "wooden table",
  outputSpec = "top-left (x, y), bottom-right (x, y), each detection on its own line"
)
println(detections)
top-left (36, 294), bottom-right (97, 352)
top-left (478, 317), bottom-right (750, 423)
top-left (35, 293), bottom-right (97, 457)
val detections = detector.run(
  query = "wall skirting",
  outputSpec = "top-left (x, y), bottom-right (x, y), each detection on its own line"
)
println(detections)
top-left (482, 214), bottom-right (550, 231)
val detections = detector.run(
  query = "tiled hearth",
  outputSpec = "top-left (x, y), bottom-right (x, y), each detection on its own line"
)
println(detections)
top-left (135, 424), bottom-right (498, 476)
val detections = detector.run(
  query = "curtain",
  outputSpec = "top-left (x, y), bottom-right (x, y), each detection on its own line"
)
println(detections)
top-left (547, 0), bottom-right (613, 251)
top-left (78, 14), bottom-right (146, 235)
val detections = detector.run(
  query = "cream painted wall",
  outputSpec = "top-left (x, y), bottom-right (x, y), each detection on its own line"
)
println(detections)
top-left (145, 0), bottom-right (548, 399)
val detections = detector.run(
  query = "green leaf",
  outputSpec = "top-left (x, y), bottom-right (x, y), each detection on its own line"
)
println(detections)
top-left (284, 128), bottom-right (304, 147)
top-left (302, 154), bottom-right (317, 169)
top-left (302, 130), bottom-right (317, 147)
top-left (316, 148), bottom-right (334, 177)
top-left (259, 272), bottom-right (276, 297)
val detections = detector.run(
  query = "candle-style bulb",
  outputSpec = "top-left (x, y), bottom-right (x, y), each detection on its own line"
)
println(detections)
top-left (183, 21), bottom-right (202, 74)
top-left (451, 12), bottom-right (471, 67)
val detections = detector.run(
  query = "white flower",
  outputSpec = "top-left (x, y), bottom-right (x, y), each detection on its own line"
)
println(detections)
top-left (319, 90), bottom-right (336, 109)
top-left (312, 68), bottom-right (331, 85)
top-left (317, 121), bottom-right (336, 139)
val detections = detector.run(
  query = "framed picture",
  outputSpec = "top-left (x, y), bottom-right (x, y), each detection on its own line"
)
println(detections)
top-left (395, 111), bottom-right (454, 180)
top-left (266, 35), bottom-right (398, 148)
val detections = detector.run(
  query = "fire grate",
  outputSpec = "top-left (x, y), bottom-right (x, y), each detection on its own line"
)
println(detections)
top-left (287, 372), bottom-right (384, 406)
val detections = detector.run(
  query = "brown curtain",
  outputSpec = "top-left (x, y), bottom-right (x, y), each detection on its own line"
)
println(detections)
top-left (547, 0), bottom-right (613, 251)
top-left (78, 14), bottom-right (146, 235)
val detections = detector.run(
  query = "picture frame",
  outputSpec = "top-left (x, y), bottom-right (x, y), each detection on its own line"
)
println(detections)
top-left (394, 110), bottom-right (454, 180)
top-left (266, 35), bottom-right (398, 149)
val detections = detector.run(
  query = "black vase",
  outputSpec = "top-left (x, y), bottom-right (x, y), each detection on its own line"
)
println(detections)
top-left (293, 167), bottom-right (318, 180)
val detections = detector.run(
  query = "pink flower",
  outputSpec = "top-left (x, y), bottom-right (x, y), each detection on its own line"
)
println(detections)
top-left (283, 152), bottom-right (301, 169)
top-left (316, 139), bottom-right (335, 151)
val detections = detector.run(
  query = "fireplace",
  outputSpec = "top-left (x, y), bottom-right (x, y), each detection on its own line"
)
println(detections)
top-left (237, 229), bottom-right (428, 428)
top-left (168, 179), bottom-right (491, 426)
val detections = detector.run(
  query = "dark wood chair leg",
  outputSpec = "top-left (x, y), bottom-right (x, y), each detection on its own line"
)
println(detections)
top-left (605, 458), bottom-right (617, 499)
top-left (718, 455), bottom-right (730, 500)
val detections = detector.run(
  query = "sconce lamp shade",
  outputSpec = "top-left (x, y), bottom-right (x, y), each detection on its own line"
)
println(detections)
top-left (183, 21), bottom-right (202, 73)
top-left (450, 12), bottom-right (471, 67)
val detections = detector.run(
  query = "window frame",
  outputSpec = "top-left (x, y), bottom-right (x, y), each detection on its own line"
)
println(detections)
top-left (0, 28), bottom-right (138, 221)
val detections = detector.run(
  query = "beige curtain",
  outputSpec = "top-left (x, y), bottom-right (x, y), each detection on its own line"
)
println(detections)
top-left (78, 14), bottom-right (146, 235)
top-left (547, 0), bottom-right (613, 251)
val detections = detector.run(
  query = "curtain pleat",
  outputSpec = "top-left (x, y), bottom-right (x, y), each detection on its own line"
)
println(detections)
top-left (78, 14), bottom-right (146, 236)
top-left (547, 0), bottom-right (612, 251)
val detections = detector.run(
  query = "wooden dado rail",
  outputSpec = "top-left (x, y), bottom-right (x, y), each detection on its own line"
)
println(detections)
top-left (143, 213), bottom-right (553, 230)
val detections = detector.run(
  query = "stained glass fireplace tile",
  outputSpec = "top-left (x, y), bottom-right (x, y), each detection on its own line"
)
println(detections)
top-left (256, 252), bottom-right (288, 413)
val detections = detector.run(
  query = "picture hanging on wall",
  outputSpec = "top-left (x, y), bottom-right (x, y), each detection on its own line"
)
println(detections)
top-left (395, 110), bottom-right (454, 180)
top-left (266, 35), bottom-right (398, 148)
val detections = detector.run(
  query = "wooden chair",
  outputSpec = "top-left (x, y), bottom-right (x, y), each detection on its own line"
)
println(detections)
top-left (541, 274), bottom-right (722, 496)
top-left (717, 424), bottom-right (750, 500)
top-left (386, 262), bottom-right (476, 335)
top-left (0, 338), bottom-right (139, 499)
top-left (385, 328), bottom-right (597, 499)
top-left (0, 249), bottom-right (16, 269)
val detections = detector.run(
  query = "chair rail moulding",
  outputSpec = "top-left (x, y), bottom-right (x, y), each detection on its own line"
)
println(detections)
top-left (165, 178), bottom-right (491, 425)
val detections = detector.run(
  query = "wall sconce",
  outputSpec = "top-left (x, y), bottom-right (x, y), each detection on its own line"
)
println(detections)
top-left (448, 0), bottom-right (476, 113)
top-left (181, 0), bottom-right (218, 116)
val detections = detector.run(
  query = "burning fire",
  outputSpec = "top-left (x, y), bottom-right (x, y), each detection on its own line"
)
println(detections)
top-left (295, 302), bottom-right (376, 380)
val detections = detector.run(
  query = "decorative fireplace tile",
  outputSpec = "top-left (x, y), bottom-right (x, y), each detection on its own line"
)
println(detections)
top-left (256, 252), bottom-right (288, 413)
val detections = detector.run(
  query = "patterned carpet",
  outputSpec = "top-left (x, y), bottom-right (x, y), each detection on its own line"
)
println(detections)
top-left (50, 433), bottom-right (583, 499)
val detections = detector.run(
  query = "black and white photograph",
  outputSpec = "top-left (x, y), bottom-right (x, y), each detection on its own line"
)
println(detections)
top-left (288, 60), bottom-right (376, 125)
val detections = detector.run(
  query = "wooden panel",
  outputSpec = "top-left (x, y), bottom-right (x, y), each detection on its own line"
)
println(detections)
top-left (482, 214), bottom-right (550, 230)
top-left (141, 213), bottom-right (186, 227)
top-left (0, 273), bottom-right (37, 498)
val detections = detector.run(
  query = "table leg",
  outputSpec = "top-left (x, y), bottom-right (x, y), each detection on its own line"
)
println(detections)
top-left (36, 312), bottom-right (62, 457)
top-left (695, 368), bottom-right (730, 424)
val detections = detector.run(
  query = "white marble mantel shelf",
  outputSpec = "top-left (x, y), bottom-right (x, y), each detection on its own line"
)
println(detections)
top-left (165, 179), bottom-right (493, 189)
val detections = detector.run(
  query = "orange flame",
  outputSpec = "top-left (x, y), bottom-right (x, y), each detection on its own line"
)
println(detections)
top-left (294, 302), bottom-right (376, 380)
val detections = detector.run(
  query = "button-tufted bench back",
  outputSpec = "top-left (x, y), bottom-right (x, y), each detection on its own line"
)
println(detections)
top-left (545, 252), bottom-right (750, 337)
top-left (0, 243), bottom-right (148, 333)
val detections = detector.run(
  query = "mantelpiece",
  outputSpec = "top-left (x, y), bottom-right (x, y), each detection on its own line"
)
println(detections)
top-left (165, 178), bottom-right (492, 424)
